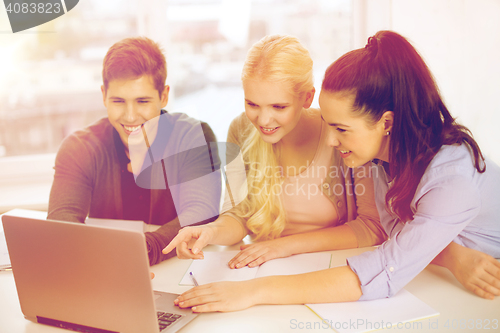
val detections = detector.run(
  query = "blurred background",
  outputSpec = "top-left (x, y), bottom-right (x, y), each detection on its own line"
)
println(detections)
top-left (0, 0), bottom-right (499, 212)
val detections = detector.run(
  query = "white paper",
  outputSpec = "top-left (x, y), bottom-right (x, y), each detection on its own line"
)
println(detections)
top-left (306, 288), bottom-right (439, 333)
top-left (256, 252), bottom-right (332, 278)
top-left (180, 251), bottom-right (258, 285)
top-left (180, 251), bottom-right (332, 286)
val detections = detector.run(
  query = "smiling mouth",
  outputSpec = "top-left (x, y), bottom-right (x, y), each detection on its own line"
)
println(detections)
top-left (122, 124), bottom-right (143, 134)
top-left (260, 126), bottom-right (279, 134)
top-left (338, 149), bottom-right (352, 158)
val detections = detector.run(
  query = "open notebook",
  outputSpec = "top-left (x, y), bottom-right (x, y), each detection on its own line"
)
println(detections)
top-left (307, 287), bottom-right (439, 333)
top-left (180, 251), bottom-right (438, 333)
top-left (306, 262), bottom-right (439, 333)
top-left (180, 251), bottom-right (332, 285)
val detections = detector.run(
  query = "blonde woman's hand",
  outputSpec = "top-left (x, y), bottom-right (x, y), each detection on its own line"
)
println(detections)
top-left (447, 244), bottom-right (500, 300)
top-left (174, 280), bottom-right (259, 312)
top-left (162, 226), bottom-right (216, 260)
top-left (228, 238), bottom-right (290, 269)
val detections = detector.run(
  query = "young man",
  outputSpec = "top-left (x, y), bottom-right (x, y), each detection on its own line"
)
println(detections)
top-left (48, 37), bottom-right (221, 265)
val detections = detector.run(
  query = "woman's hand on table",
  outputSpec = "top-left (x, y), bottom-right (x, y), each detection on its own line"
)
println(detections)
top-left (228, 238), bottom-right (290, 269)
top-left (162, 226), bottom-right (216, 260)
top-left (434, 242), bottom-right (500, 299)
top-left (447, 244), bottom-right (500, 300)
top-left (174, 280), bottom-right (259, 312)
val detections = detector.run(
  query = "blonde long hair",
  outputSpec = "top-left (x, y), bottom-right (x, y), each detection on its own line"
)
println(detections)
top-left (235, 35), bottom-right (314, 240)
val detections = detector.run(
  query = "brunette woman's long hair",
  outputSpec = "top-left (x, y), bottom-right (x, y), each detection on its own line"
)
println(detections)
top-left (322, 30), bottom-right (485, 222)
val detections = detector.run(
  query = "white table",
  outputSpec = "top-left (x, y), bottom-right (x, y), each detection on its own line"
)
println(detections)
top-left (1, 211), bottom-right (499, 333)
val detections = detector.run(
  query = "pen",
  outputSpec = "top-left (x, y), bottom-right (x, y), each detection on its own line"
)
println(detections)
top-left (189, 272), bottom-right (199, 286)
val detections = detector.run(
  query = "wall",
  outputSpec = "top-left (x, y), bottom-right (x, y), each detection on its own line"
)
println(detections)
top-left (353, 0), bottom-right (500, 164)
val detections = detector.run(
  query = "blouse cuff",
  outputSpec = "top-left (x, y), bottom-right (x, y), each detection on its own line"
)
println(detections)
top-left (347, 249), bottom-right (394, 301)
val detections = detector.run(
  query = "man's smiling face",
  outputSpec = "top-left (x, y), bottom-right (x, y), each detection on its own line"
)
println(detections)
top-left (102, 75), bottom-right (169, 152)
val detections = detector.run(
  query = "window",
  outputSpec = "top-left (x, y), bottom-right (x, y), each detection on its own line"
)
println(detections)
top-left (1, 0), bottom-right (498, 212)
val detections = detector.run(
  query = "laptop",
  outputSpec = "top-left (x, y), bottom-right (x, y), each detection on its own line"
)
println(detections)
top-left (1, 215), bottom-right (198, 333)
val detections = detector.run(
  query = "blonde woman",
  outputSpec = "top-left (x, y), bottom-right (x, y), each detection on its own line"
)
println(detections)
top-left (163, 34), bottom-right (384, 269)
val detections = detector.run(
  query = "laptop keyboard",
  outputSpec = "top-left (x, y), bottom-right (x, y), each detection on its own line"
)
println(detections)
top-left (157, 311), bottom-right (182, 331)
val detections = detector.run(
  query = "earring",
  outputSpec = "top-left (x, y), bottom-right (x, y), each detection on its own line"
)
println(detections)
top-left (386, 131), bottom-right (390, 136)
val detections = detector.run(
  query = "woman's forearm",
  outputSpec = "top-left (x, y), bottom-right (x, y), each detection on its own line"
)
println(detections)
top-left (254, 265), bottom-right (363, 305)
top-left (278, 224), bottom-right (358, 256)
top-left (207, 215), bottom-right (248, 246)
top-left (430, 241), bottom-right (456, 270)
